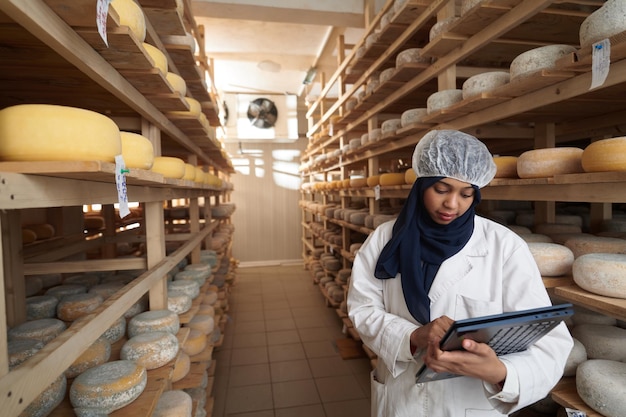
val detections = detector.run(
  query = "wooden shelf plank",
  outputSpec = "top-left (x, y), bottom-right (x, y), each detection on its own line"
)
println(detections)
top-left (551, 377), bottom-right (604, 417)
top-left (554, 284), bottom-right (626, 322)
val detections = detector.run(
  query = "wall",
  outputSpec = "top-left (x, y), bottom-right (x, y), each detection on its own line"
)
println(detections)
top-left (224, 139), bottom-right (307, 266)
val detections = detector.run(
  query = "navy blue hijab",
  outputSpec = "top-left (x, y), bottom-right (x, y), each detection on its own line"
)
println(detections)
top-left (374, 177), bottom-right (481, 324)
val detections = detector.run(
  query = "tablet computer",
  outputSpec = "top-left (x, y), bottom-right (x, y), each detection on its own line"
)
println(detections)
top-left (415, 303), bottom-right (574, 383)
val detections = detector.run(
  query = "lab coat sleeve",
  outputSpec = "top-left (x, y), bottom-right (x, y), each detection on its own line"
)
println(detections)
top-left (347, 223), bottom-right (419, 378)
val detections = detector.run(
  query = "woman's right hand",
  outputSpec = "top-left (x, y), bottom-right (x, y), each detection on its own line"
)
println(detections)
top-left (410, 315), bottom-right (454, 352)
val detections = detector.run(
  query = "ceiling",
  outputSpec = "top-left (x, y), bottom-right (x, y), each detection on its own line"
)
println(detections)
top-left (190, 0), bottom-right (380, 99)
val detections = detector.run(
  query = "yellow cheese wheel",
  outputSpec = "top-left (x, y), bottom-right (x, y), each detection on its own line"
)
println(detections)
top-left (22, 228), bottom-right (37, 244)
top-left (151, 156), bottom-right (186, 179)
top-left (405, 168), bottom-right (417, 184)
top-left (121, 331), bottom-right (179, 370)
top-left (166, 72), bottom-right (187, 96)
top-left (120, 131), bottom-right (154, 169)
top-left (25, 223), bottom-right (55, 240)
top-left (517, 147), bottom-right (584, 178)
top-left (170, 97), bottom-right (202, 118)
top-left (0, 104), bottom-right (121, 163)
top-left (194, 166), bottom-right (205, 182)
top-left (182, 163), bottom-right (196, 181)
top-left (582, 137), bottom-right (626, 172)
top-left (526, 242), bottom-right (574, 277)
top-left (57, 293), bottom-right (104, 322)
top-left (349, 178), bottom-right (368, 188)
top-left (142, 42), bottom-right (168, 74)
top-left (65, 337), bottom-right (111, 378)
top-left (379, 173), bottom-right (406, 186)
top-left (171, 352), bottom-right (191, 382)
top-left (185, 314), bottom-right (215, 335)
top-left (181, 329), bottom-right (207, 356)
top-left (84, 215), bottom-right (105, 230)
top-left (128, 309), bottom-right (180, 337)
top-left (70, 360), bottom-right (147, 415)
top-left (153, 390), bottom-right (193, 417)
top-left (111, 0), bottom-right (146, 42)
top-left (493, 156), bottom-right (519, 178)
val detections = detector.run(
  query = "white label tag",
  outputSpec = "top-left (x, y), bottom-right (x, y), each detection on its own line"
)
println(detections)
top-left (115, 155), bottom-right (130, 218)
top-left (590, 39), bottom-right (610, 90)
top-left (374, 184), bottom-right (381, 200)
top-left (565, 408), bottom-right (586, 417)
top-left (96, 0), bottom-right (111, 47)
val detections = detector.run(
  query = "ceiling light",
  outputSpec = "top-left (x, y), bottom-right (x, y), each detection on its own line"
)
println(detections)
top-left (257, 60), bottom-right (281, 72)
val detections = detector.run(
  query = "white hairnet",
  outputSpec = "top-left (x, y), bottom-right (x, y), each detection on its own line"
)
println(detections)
top-left (412, 130), bottom-right (497, 188)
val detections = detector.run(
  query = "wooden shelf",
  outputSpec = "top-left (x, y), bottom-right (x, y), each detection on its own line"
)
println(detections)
top-left (554, 284), bottom-right (626, 322)
top-left (551, 377), bottom-right (603, 417)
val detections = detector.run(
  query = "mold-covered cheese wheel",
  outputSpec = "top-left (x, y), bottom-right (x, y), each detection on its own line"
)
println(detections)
top-left (576, 359), bottom-right (626, 417)
top-left (8, 318), bottom-right (66, 343)
top-left (121, 331), bottom-right (179, 370)
top-left (128, 309), bottom-right (180, 337)
top-left (573, 253), bottom-right (626, 298)
top-left (65, 337), bottom-right (112, 378)
top-left (509, 44), bottom-right (576, 80)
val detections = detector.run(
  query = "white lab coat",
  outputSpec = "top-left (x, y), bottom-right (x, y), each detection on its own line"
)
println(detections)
top-left (347, 216), bottom-right (573, 417)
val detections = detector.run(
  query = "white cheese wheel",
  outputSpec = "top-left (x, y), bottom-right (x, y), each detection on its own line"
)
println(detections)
top-left (152, 156), bottom-right (186, 179)
top-left (381, 119), bottom-right (402, 135)
top-left (509, 44), bottom-right (577, 80)
top-left (427, 89), bottom-right (463, 113)
top-left (8, 318), bottom-right (66, 343)
top-left (572, 253), bottom-right (626, 298)
top-left (166, 72), bottom-right (187, 96)
top-left (168, 280), bottom-right (200, 300)
top-left (396, 48), bottom-right (430, 67)
top-left (123, 297), bottom-right (148, 319)
top-left (70, 360), bottom-right (147, 416)
top-left (369, 128), bottom-right (382, 142)
top-left (582, 137), bottom-right (626, 172)
top-left (365, 32), bottom-right (379, 49)
top-left (198, 303), bottom-right (215, 316)
top-left (103, 316), bottom-right (127, 344)
top-left (65, 337), bottom-right (111, 378)
top-left (8, 339), bottom-right (44, 369)
top-left (516, 147), bottom-right (584, 178)
top-left (564, 337), bottom-right (587, 377)
top-left (526, 242), bottom-right (574, 276)
top-left (153, 390), bottom-right (193, 417)
top-left (461, 0), bottom-right (483, 15)
top-left (57, 293), bottom-right (104, 322)
top-left (26, 295), bottom-right (58, 320)
top-left (0, 104), bottom-right (121, 163)
top-left (174, 270), bottom-right (206, 287)
top-left (349, 212), bottom-right (368, 225)
top-left (462, 71), bottom-right (510, 99)
top-left (22, 374), bottom-right (67, 417)
top-left (142, 42), bottom-right (168, 74)
top-left (111, 0), bottom-right (146, 42)
top-left (120, 131), bottom-right (154, 169)
top-left (184, 263), bottom-right (212, 280)
top-left (564, 235), bottom-right (626, 258)
top-left (121, 331), bottom-right (179, 370)
top-left (577, 359), bottom-right (626, 417)
top-left (346, 97), bottom-right (358, 111)
top-left (172, 352), bottom-right (191, 382)
top-left (168, 291), bottom-right (192, 314)
top-left (571, 324), bottom-right (626, 361)
top-left (380, 68), bottom-right (396, 83)
top-left (400, 108), bottom-right (428, 127)
top-left (379, 172), bottom-right (407, 186)
top-left (429, 17), bottom-right (459, 41)
top-left (182, 329), bottom-right (207, 356)
top-left (128, 309), bottom-right (180, 337)
top-left (579, 0), bottom-right (626, 48)
top-left (493, 156), bottom-right (518, 178)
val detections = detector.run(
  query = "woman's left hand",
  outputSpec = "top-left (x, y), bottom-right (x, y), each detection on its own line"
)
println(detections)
top-left (422, 337), bottom-right (507, 385)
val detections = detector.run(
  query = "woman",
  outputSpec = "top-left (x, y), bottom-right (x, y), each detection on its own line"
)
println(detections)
top-left (347, 130), bottom-right (573, 417)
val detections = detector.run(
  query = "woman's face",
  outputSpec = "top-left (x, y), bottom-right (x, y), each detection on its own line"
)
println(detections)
top-left (423, 178), bottom-right (476, 224)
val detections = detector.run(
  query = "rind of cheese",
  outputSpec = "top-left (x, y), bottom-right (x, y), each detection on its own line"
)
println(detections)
top-left (381, 119), bottom-right (402, 135)
top-left (172, 352), bottom-right (191, 382)
top-left (427, 89), bottom-right (463, 113)
top-left (576, 359), bottom-right (626, 417)
top-left (26, 223), bottom-right (55, 240)
top-left (121, 331), bottom-right (179, 370)
top-left (22, 374), bottom-right (67, 417)
top-left (0, 104), bottom-right (121, 163)
top-left (128, 309), bottom-right (180, 337)
top-left (571, 324), bottom-right (626, 361)
top-left (181, 329), bottom-right (207, 356)
top-left (65, 337), bottom-right (112, 378)
top-left (564, 338), bottom-right (587, 377)
top-left (405, 168), bottom-right (417, 184)
top-left (493, 156), bottom-right (519, 178)
top-left (70, 360), bottom-right (147, 415)
top-left (120, 131), bottom-right (154, 169)
top-left (520, 234), bottom-right (553, 243)
top-left (57, 293), bottom-right (104, 322)
top-left (63, 273), bottom-right (100, 288)
top-left (400, 108), bottom-right (428, 127)
top-left (186, 314), bottom-right (215, 335)
top-left (24, 276), bottom-right (43, 297)
top-left (153, 390), bottom-right (193, 417)
top-left (26, 295), bottom-right (59, 320)
top-left (429, 17), bottom-right (460, 41)
top-left (168, 291), bottom-right (192, 314)
top-left (166, 72), bottom-right (187, 96)
top-left (380, 67), bottom-right (396, 84)
top-left (462, 71), bottom-right (510, 99)
top-left (168, 280), bottom-right (200, 300)
top-left (581, 137), bottom-right (626, 172)
top-left (564, 235), bottom-right (626, 258)
top-left (509, 44), bottom-right (577, 80)
top-left (8, 318), bottom-right (66, 343)
top-left (517, 147), bottom-right (584, 178)
top-left (182, 163), bottom-right (196, 181)
top-left (579, 0), bottom-right (626, 48)
top-left (573, 253), bottom-right (626, 298)
top-left (349, 178), bottom-right (368, 188)
top-left (526, 242), bottom-right (574, 276)
top-left (379, 173), bottom-right (406, 186)
top-left (170, 97), bottom-right (202, 117)
top-left (368, 128), bottom-right (382, 142)
top-left (89, 282), bottom-right (124, 300)
top-left (103, 316), bottom-right (127, 344)
top-left (111, 0), bottom-right (146, 42)
top-left (151, 156), bottom-right (186, 179)
top-left (142, 42), bottom-right (168, 74)
top-left (366, 175), bottom-right (380, 187)
top-left (8, 339), bottom-right (44, 369)
top-left (22, 228), bottom-right (37, 244)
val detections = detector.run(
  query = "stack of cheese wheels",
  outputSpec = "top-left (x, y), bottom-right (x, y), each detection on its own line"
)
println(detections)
top-left (65, 337), bottom-right (111, 378)
top-left (579, 0), bottom-right (626, 48)
top-left (572, 253), bottom-right (626, 298)
top-left (509, 44), bottom-right (576, 80)
top-left (379, 172), bottom-right (406, 186)
top-left (577, 359), bottom-right (626, 417)
top-left (151, 156), bottom-right (186, 179)
top-left (128, 309), bottom-right (180, 337)
top-left (111, 0), bottom-right (146, 42)
top-left (142, 42), bottom-right (168, 74)
top-left (153, 390), bottom-right (193, 417)
top-left (70, 360), bottom-right (147, 416)
top-left (120, 131), bottom-right (154, 169)
top-left (526, 242), bottom-right (574, 276)
top-left (581, 137), bottom-right (626, 172)
top-left (121, 331), bottom-right (179, 370)
top-left (0, 104), bottom-right (121, 162)
top-left (8, 318), bottom-right (67, 343)
top-left (516, 147), bottom-right (584, 178)
top-left (462, 71), bottom-right (510, 99)
top-left (427, 89), bottom-right (463, 113)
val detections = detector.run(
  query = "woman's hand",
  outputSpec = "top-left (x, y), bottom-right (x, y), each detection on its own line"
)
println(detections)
top-left (410, 315), bottom-right (454, 351)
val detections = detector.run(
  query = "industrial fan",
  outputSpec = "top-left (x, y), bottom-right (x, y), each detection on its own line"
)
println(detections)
top-left (247, 97), bottom-right (278, 129)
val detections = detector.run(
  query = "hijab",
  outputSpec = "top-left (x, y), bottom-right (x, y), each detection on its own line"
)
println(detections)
top-left (374, 177), bottom-right (481, 324)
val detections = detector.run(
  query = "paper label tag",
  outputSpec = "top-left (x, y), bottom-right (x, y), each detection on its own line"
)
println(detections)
top-left (96, 0), bottom-right (111, 47)
top-left (565, 408), bottom-right (586, 417)
top-left (115, 155), bottom-right (130, 218)
top-left (374, 185), bottom-right (381, 200)
top-left (590, 39), bottom-right (610, 90)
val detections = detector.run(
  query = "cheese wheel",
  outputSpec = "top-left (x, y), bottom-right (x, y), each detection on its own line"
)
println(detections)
top-left (22, 374), bottom-right (67, 417)
top-left (198, 303), bottom-right (215, 316)
top-left (579, 0), bottom-right (626, 48)
top-left (168, 280), bottom-right (200, 300)
top-left (123, 297), bottom-right (148, 319)
top-left (128, 309), bottom-right (180, 337)
top-left (65, 337), bottom-right (111, 378)
top-left (153, 390), bottom-right (193, 417)
top-left (534, 223), bottom-right (582, 236)
top-left (350, 178), bottom-right (368, 188)
top-left (8, 339), bottom-right (44, 369)
top-left (427, 89), bottom-right (463, 113)
top-left (572, 305), bottom-right (617, 326)
top-left (8, 318), bottom-right (66, 343)
top-left (381, 119), bottom-right (402, 135)
top-left (168, 291), bottom-right (192, 314)
top-left (379, 173), bottom-right (406, 186)
top-left (170, 97), bottom-right (202, 117)
top-left (89, 282), bottom-right (124, 299)
top-left (571, 324), bottom-right (626, 361)
top-left (573, 253), bottom-right (626, 298)
top-left (429, 17), bottom-right (460, 41)
top-left (184, 263), bottom-right (212, 280)
top-left (24, 276), bottom-right (43, 297)
top-left (174, 269), bottom-right (206, 287)
top-left (493, 156), bottom-right (518, 178)
top-left (63, 273), bottom-right (100, 288)
top-left (508, 225), bottom-right (532, 235)
top-left (462, 71), bottom-right (510, 99)
top-left (22, 228), bottom-right (37, 244)
top-left (510, 44), bottom-right (576, 80)
top-left (26, 295), bottom-right (58, 320)
top-left (120, 131), bottom-right (154, 169)
top-left (517, 147), bottom-right (584, 178)
top-left (564, 235), bottom-right (626, 258)
top-left (181, 329), bottom-right (207, 356)
top-left (369, 128), bottom-right (382, 142)
top-left (182, 163), bottom-right (196, 181)
top-left (166, 72), bottom-right (187, 96)
top-left (121, 331), bottom-right (179, 370)
top-left (380, 67), bottom-right (396, 84)
top-left (564, 338), bottom-right (587, 377)
top-left (57, 293), bottom-right (104, 322)
top-left (70, 360), bottom-right (147, 415)
top-left (582, 137), bottom-right (626, 172)
top-left (151, 156), bottom-right (186, 179)
top-left (526, 242), bottom-right (574, 276)
top-left (171, 352), bottom-right (191, 382)
top-left (577, 359), bottom-right (626, 417)
top-left (367, 175), bottom-right (380, 187)
top-left (103, 316), bottom-right (127, 344)
top-left (111, 0), bottom-right (146, 42)
top-left (142, 42), bottom-right (168, 74)
top-left (400, 108), bottom-right (428, 127)
top-left (26, 223), bottom-right (55, 240)
top-left (0, 104), bottom-right (121, 163)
